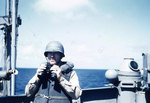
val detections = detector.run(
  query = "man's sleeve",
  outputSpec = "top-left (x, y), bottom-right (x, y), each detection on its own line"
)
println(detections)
top-left (25, 74), bottom-right (41, 97)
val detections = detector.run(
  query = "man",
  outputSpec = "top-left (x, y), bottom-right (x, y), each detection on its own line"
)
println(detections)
top-left (25, 41), bottom-right (82, 103)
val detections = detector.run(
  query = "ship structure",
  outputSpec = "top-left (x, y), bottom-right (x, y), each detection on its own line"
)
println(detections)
top-left (0, 0), bottom-right (150, 103)
top-left (0, 0), bottom-right (21, 96)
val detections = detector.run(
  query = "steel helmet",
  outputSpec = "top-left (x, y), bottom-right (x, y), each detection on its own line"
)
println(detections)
top-left (44, 41), bottom-right (65, 57)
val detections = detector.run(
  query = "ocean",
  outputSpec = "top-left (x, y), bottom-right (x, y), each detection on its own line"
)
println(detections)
top-left (2, 68), bottom-right (109, 95)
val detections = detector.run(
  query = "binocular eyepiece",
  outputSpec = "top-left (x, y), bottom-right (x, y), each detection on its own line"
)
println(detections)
top-left (37, 62), bottom-right (57, 81)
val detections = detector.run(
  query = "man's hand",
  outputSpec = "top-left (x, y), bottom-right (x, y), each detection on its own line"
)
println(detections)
top-left (36, 64), bottom-right (46, 74)
top-left (50, 65), bottom-right (61, 79)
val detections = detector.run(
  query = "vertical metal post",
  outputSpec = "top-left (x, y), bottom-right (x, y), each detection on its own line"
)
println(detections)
top-left (7, 0), bottom-right (11, 20)
top-left (142, 53), bottom-right (150, 85)
top-left (6, 0), bottom-right (11, 96)
top-left (2, 0), bottom-right (11, 96)
top-left (11, 0), bottom-right (18, 95)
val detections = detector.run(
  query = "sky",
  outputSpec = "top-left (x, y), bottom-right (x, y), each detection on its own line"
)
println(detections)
top-left (0, 0), bottom-right (150, 69)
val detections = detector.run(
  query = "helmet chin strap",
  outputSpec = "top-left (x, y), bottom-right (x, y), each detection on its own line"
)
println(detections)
top-left (45, 57), bottom-right (49, 62)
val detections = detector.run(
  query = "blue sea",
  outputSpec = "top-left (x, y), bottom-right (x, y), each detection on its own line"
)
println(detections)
top-left (2, 68), bottom-right (109, 95)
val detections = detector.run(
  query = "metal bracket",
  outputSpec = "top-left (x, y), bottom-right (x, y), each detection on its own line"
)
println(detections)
top-left (0, 16), bottom-right (9, 26)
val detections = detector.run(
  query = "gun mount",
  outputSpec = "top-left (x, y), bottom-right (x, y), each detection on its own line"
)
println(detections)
top-left (105, 53), bottom-right (150, 103)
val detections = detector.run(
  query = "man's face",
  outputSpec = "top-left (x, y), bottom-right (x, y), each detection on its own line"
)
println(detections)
top-left (47, 52), bottom-right (62, 65)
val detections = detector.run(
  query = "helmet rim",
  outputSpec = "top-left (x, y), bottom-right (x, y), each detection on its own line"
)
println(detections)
top-left (44, 41), bottom-right (65, 57)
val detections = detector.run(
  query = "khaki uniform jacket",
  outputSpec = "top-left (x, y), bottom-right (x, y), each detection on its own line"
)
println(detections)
top-left (25, 62), bottom-right (82, 103)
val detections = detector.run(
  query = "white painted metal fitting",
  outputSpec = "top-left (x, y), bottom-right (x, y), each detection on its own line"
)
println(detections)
top-left (120, 58), bottom-right (139, 72)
